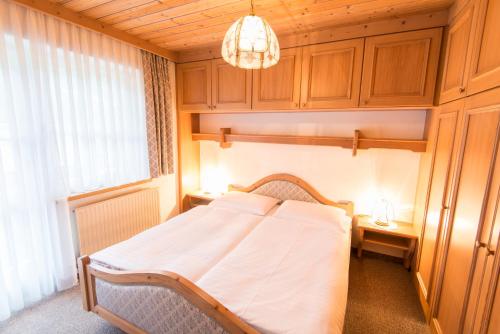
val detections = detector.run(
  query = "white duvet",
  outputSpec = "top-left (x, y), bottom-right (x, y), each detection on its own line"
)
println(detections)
top-left (91, 203), bottom-right (352, 334)
top-left (90, 205), bottom-right (263, 281)
top-left (197, 215), bottom-right (352, 334)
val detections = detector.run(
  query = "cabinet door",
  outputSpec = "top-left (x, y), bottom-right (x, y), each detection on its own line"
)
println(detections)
top-left (212, 59), bottom-right (251, 111)
top-left (177, 61), bottom-right (211, 112)
top-left (300, 39), bottom-right (363, 109)
top-left (252, 47), bottom-right (302, 110)
top-left (463, 139), bottom-right (500, 333)
top-left (416, 100), bottom-right (462, 304)
top-left (360, 28), bottom-right (442, 107)
top-left (433, 105), bottom-right (500, 334)
top-left (487, 273), bottom-right (500, 333)
top-left (439, 4), bottom-right (475, 104)
top-left (467, 0), bottom-right (500, 95)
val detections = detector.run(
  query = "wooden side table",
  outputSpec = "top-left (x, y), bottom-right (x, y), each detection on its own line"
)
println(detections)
top-left (356, 215), bottom-right (418, 269)
top-left (186, 191), bottom-right (222, 209)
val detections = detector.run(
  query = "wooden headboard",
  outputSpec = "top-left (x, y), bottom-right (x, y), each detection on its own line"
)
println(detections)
top-left (229, 173), bottom-right (354, 217)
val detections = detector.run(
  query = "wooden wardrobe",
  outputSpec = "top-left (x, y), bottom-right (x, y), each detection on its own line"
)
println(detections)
top-left (415, 1), bottom-right (500, 333)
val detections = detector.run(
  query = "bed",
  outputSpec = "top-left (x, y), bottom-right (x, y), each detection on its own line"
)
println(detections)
top-left (78, 173), bottom-right (353, 334)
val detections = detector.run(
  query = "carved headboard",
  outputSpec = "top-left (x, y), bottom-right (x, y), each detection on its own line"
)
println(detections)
top-left (229, 173), bottom-right (354, 217)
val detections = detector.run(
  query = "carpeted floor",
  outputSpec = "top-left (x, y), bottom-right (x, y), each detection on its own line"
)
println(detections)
top-left (0, 251), bottom-right (429, 334)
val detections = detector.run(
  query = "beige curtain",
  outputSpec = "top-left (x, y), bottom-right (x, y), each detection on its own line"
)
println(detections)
top-left (142, 51), bottom-right (175, 176)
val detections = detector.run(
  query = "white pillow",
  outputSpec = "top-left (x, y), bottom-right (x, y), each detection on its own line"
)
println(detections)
top-left (272, 200), bottom-right (347, 232)
top-left (209, 191), bottom-right (280, 216)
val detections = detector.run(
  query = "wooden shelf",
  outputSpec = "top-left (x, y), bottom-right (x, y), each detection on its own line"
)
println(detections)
top-left (363, 231), bottom-right (411, 251)
top-left (192, 129), bottom-right (427, 155)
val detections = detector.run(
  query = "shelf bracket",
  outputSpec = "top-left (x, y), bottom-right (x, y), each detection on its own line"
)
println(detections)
top-left (219, 128), bottom-right (231, 149)
top-left (353, 129), bottom-right (360, 156)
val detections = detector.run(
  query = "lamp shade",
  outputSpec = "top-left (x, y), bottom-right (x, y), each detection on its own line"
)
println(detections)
top-left (221, 15), bottom-right (280, 69)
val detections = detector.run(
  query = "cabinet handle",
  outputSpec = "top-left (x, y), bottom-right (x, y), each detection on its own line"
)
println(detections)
top-left (487, 247), bottom-right (496, 256)
top-left (294, 103), bottom-right (298, 108)
top-left (302, 103), bottom-right (306, 108)
top-left (212, 105), bottom-right (217, 110)
top-left (208, 105), bottom-right (212, 110)
top-left (476, 240), bottom-right (487, 248)
top-left (459, 87), bottom-right (466, 93)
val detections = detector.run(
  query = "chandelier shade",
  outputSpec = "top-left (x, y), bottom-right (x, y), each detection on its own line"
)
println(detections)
top-left (221, 15), bottom-right (280, 69)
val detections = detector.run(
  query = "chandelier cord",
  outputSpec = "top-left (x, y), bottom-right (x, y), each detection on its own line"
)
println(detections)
top-left (250, 0), bottom-right (254, 15)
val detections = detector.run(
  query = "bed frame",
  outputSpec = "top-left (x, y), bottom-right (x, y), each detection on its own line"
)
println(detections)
top-left (78, 173), bottom-right (353, 334)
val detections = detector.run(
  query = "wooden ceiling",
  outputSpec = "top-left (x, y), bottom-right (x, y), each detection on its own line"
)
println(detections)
top-left (47, 0), bottom-right (454, 52)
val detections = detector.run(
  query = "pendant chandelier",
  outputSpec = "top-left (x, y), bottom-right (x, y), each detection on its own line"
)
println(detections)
top-left (221, 0), bottom-right (280, 69)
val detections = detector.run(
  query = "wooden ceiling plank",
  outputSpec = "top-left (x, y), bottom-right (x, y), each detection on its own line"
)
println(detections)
top-left (81, 0), bottom-right (155, 19)
top-left (63, 0), bottom-right (111, 12)
top-left (103, 0), bottom-right (239, 27)
top-left (127, 0), bottom-right (252, 36)
top-left (11, 0), bottom-right (178, 61)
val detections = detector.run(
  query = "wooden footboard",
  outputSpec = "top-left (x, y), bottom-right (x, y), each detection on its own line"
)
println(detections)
top-left (77, 256), bottom-right (259, 334)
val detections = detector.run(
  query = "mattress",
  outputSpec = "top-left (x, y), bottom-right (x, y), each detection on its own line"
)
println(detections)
top-left (90, 204), bottom-right (265, 281)
top-left (197, 215), bottom-right (352, 334)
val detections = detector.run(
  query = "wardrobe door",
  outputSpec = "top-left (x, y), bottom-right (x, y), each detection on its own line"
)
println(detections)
top-left (212, 58), bottom-right (252, 111)
top-left (252, 47), bottom-right (302, 110)
top-left (433, 105), bottom-right (500, 334)
top-left (359, 28), bottom-right (442, 107)
top-left (177, 61), bottom-right (212, 112)
top-left (439, 4), bottom-right (475, 104)
top-left (300, 39), bottom-right (363, 109)
top-left (463, 144), bottom-right (500, 333)
top-left (467, 0), bottom-right (500, 95)
top-left (417, 101), bottom-right (462, 303)
top-left (487, 275), bottom-right (500, 333)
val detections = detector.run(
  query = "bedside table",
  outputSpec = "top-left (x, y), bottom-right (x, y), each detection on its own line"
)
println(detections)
top-left (186, 191), bottom-right (222, 209)
top-left (356, 215), bottom-right (418, 269)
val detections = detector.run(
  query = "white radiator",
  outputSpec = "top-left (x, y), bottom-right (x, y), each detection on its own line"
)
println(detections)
top-left (75, 188), bottom-right (160, 255)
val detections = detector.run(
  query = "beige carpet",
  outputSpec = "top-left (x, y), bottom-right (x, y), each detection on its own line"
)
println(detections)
top-left (0, 252), bottom-right (429, 333)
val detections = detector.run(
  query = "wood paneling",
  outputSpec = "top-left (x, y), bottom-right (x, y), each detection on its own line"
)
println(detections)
top-left (177, 10), bottom-right (449, 63)
top-left (417, 100), bottom-right (462, 304)
top-left (467, 0), bottom-right (500, 95)
top-left (177, 61), bottom-right (211, 112)
top-left (439, 3), bottom-right (475, 104)
top-left (433, 105), bottom-right (500, 334)
top-left (212, 59), bottom-right (251, 111)
top-left (252, 48), bottom-right (302, 110)
top-left (33, 0), bottom-right (453, 53)
top-left (360, 28), bottom-right (442, 107)
top-left (300, 39), bottom-right (364, 109)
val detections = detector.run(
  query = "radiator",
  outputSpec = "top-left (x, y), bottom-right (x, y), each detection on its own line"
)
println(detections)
top-left (75, 188), bottom-right (160, 255)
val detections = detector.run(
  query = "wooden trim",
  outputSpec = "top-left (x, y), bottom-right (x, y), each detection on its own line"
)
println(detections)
top-left (228, 173), bottom-right (354, 216)
top-left (192, 131), bottom-right (427, 154)
top-left (78, 256), bottom-right (91, 311)
top-left (67, 178), bottom-right (152, 202)
top-left (177, 10), bottom-right (449, 63)
top-left (93, 305), bottom-right (146, 334)
top-left (10, 0), bottom-right (178, 62)
top-left (77, 256), bottom-right (259, 334)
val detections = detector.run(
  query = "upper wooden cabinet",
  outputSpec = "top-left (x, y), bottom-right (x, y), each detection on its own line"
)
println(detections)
top-left (360, 28), bottom-right (442, 107)
top-left (467, 0), bottom-right (500, 95)
top-left (212, 59), bottom-right (251, 111)
top-left (439, 4), bottom-right (475, 104)
top-left (300, 39), bottom-right (364, 109)
top-left (252, 47), bottom-right (302, 110)
top-left (177, 61), bottom-right (212, 112)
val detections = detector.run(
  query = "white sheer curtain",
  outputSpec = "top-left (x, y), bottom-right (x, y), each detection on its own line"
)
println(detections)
top-left (0, 1), bottom-right (149, 320)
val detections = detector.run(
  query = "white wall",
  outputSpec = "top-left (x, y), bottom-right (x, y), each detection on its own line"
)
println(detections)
top-left (199, 110), bottom-right (427, 222)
